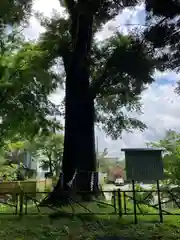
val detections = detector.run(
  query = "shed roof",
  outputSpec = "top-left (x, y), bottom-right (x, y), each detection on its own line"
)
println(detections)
top-left (121, 148), bottom-right (164, 152)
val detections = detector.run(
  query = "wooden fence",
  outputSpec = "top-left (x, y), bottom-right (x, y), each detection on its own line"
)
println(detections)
top-left (0, 188), bottom-right (179, 224)
top-left (0, 179), bottom-right (52, 194)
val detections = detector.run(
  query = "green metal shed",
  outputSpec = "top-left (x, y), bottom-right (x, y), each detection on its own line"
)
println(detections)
top-left (121, 148), bottom-right (164, 182)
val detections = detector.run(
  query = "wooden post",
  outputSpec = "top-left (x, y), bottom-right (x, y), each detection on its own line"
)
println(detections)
top-left (123, 191), bottom-right (127, 214)
top-left (132, 180), bottom-right (137, 224)
top-left (157, 180), bottom-right (163, 223)
top-left (19, 191), bottom-right (24, 217)
top-left (117, 189), bottom-right (122, 218)
top-left (15, 193), bottom-right (18, 215)
top-left (112, 190), bottom-right (117, 213)
top-left (25, 193), bottom-right (28, 215)
top-left (45, 178), bottom-right (47, 189)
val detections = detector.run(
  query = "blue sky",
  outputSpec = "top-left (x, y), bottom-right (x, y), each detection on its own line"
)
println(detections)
top-left (159, 79), bottom-right (175, 85)
top-left (24, 0), bottom-right (180, 158)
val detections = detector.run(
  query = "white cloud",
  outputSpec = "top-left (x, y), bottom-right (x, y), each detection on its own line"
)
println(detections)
top-left (23, 0), bottom-right (64, 40)
top-left (49, 88), bottom-right (64, 105)
top-left (23, 16), bottom-right (43, 40)
top-left (23, 1), bottom-right (180, 158)
top-left (140, 83), bottom-right (180, 131)
top-left (96, 4), bottom-right (145, 40)
top-left (96, 81), bottom-right (180, 158)
top-left (25, 1), bottom-right (146, 41)
top-left (154, 70), bottom-right (180, 84)
top-left (32, 0), bottom-right (62, 16)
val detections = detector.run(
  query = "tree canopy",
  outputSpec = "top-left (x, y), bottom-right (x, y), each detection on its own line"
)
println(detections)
top-left (32, 133), bottom-right (64, 175)
top-left (0, 0), bottom-right (173, 141)
top-left (144, 0), bottom-right (180, 90)
top-left (1, 0), bottom-right (179, 195)
top-left (39, 11), bottom-right (158, 139)
top-left (38, 0), bottom-right (167, 196)
top-left (0, 0), bottom-right (32, 25)
top-left (0, 26), bottom-right (62, 141)
top-left (149, 130), bottom-right (180, 186)
top-left (0, 131), bottom-right (64, 180)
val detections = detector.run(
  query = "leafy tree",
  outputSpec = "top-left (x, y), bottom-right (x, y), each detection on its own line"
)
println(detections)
top-left (32, 133), bottom-right (64, 176)
top-left (0, 132), bottom-right (64, 179)
top-left (97, 148), bottom-right (122, 174)
top-left (149, 130), bottom-right (180, 186)
top-left (38, 1), bottom-right (160, 199)
top-left (144, 0), bottom-right (180, 90)
top-left (2, 139), bottom-right (27, 164)
top-left (0, 0), bottom-right (170, 199)
top-left (97, 148), bottom-right (108, 173)
top-left (0, 0), bottom-right (32, 25)
top-left (0, 164), bottom-right (19, 181)
top-left (0, 26), bottom-right (62, 142)
top-left (0, 137), bottom-right (32, 180)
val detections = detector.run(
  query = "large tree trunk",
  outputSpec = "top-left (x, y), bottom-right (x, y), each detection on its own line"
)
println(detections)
top-left (45, 12), bottom-right (97, 204)
top-left (62, 95), bottom-right (96, 193)
top-left (62, 12), bottom-right (96, 194)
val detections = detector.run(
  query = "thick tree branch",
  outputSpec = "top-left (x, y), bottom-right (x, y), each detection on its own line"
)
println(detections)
top-left (141, 16), bottom-right (169, 45)
top-left (59, 0), bottom-right (75, 15)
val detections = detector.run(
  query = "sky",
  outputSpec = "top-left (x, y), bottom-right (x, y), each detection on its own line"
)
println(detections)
top-left (23, 0), bottom-right (180, 158)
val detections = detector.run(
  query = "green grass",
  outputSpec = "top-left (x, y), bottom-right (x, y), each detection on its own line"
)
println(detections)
top-left (0, 213), bottom-right (180, 240)
top-left (0, 200), bottom-right (179, 240)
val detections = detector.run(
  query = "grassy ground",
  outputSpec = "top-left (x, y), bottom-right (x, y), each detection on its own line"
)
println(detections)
top-left (0, 200), bottom-right (180, 240)
top-left (0, 189), bottom-right (180, 240)
top-left (0, 214), bottom-right (180, 240)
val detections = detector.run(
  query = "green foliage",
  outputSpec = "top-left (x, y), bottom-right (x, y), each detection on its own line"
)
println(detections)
top-left (0, 27), bottom-right (62, 141)
top-left (0, 0), bottom-right (32, 25)
top-left (1, 0), bottom-right (177, 186)
top-left (97, 148), bottom-right (124, 173)
top-left (94, 33), bottom-right (156, 138)
top-left (32, 133), bottom-right (64, 175)
top-left (149, 130), bottom-right (180, 186)
top-left (38, 14), bottom-right (158, 139)
top-left (0, 138), bottom-right (33, 181)
top-left (2, 139), bottom-right (28, 163)
top-left (134, 184), bottom-right (154, 204)
top-left (0, 131), bottom-right (64, 180)
top-left (0, 164), bottom-right (18, 181)
top-left (144, 0), bottom-right (180, 93)
top-left (0, 0), bottom-right (165, 142)
top-left (0, 209), bottom-right (179, 240)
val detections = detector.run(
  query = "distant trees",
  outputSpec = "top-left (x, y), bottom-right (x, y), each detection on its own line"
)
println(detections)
top-left (149, 130), bottom-right (180, 186)
top-left (32, 133), bottom-right (64, 176)
top-left (0, 132), bottom-right (64, 180)
top-left (0, 24), bottom-right (62, 142)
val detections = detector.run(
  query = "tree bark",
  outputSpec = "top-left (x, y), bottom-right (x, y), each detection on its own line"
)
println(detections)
top-left (46, 11), bottom-right (97, 203)
top-left (62, 12), bottom-right (96, 194)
